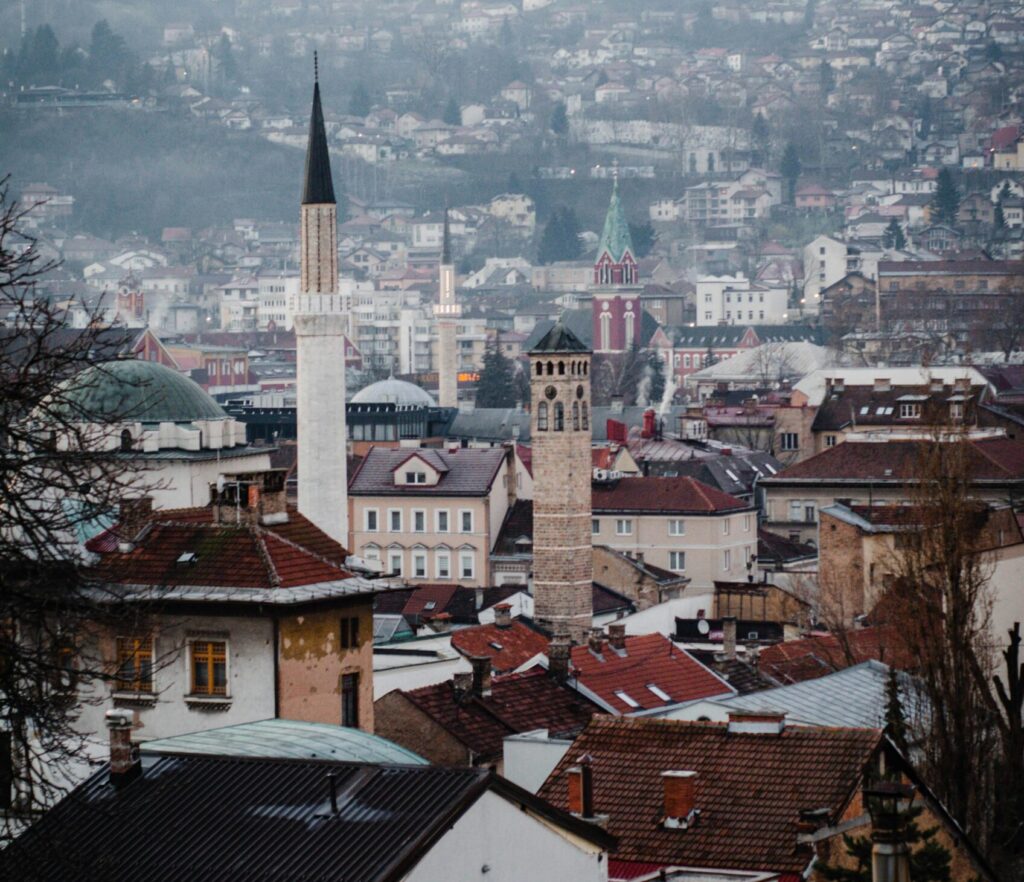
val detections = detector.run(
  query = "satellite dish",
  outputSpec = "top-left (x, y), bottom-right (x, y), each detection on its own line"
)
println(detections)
top-left (697, 619), bottom-right (710, 636)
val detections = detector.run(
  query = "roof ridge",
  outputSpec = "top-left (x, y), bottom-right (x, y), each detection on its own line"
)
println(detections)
top-left (257, 525), bottom-right (352, 577)
top-left (254, 529), bottom-right (282, 589)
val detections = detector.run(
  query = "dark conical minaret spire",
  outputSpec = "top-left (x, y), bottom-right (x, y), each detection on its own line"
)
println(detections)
top-left (301, 52), bottom-right (336, 205)
top-left (441, 205), bottom-right (452, 265)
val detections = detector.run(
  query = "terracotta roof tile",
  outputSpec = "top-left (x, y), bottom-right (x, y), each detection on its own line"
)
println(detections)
top-left (592, 477), bottom-right (750, 514)
top-left (451, 620), bottom-right (549, 673)
top-left (538, 716), bottom-right (882, 874)
top-left (571, 634), bottom-right (734, 713)
top-left (757, 626), bottom-right (912, 685)
top-left (349, 447), bottom-right (507, 496)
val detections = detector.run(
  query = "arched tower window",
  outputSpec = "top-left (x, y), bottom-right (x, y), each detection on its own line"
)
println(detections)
top-left (600, 312), bottom-right (611, 351)
top-left (535, 361), bottom-right (543, 376)
top-left (558, 361), bottom-right (565, 376)
top-left (553, 402), bottom-right (564, 431)
top-left (537, 401), bottom-right (549, 431)
top-left (546, 361), bottom-right (554, 376)
top-left (120, 429), bottom-right (133, 452)
top-left (582, 403), bottom-right (589, 430)
top-left (624, 312), bottom-right (635, 349)
top-left (572, 402), bottom-right (580, 430)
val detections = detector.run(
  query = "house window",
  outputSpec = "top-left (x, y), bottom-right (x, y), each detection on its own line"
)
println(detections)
top-left (340, 617), bottom-right (361, 650)
top-left (592, 518), bottom-right (601, 534)
top-left (436, 510), bottom-right (450, 533)
top-left (669, 519), bottom-right (685, 536)
top-left (899, 403), bottom-right (921, 419)
top-left (389, 510), bottom-right (402, 532)
top-left (616, 519), bottom-right (633, 536)
top-left (412, 510), bottom-right (426, 533)
top-left (405, 471), bottom-right (426, 484)
top-left (365, 509), bottom-right (379, 532)
top-left (825, 434), bottom-right (837, 447)
top-left (190, 641), bottom-right (227, 696)
top-left (115, 637), bottom-right (153, 693)
top-left (460, 510), bottom-right (473, 533)
top-left (412, 548), bottom-right (428, 578)
top-left (804, 504), bottom-right (817, 523)
top-left (459, 551), bottom-right (475, 580)
top-left (341, 673), bottom-right (359, 728)
top-left (723, 549), bottom-right (732, 571)
top-left (436, 551), bottom-right (451, 579)
top-left (669, 551), bottom-right (686, 571)
top-left (743, 514), bottom-right (752, 532)
top-left (780, 432), bottom-right (799, 451)
top-left (388, 549), bottom-right (403, 575)
top-left (723, 519), bottom-right (731, 536)
top-left (789, 500), bottom-right (804, 521)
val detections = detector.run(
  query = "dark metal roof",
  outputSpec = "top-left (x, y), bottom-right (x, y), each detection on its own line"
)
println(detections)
top-left (528, 319), bottom-right (590, 354)
top-left (301, 81), bottom-right (336, 205)
top-left (3, 755), bottom-right (614, 881)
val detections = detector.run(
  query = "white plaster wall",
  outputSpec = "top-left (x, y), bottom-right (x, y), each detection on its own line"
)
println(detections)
top-left (373, 653), bottom-right (471, 699)
top-left (76, 615), bottom-right (276, 744)
top-left (404, 790), bottom-right (608, 882)
top-left (503, 732), bottom-right (573, 793)
top-left (141, 452), bottom-right (272, 510)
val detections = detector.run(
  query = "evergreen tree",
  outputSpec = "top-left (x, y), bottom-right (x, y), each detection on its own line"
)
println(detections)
top-left (995, 200), bottom-right (1006, 230)
top-left (550, 101), bottom-right (569, 137)
top-left (22, 25), bottom-right (60, 84)
top-left (443, 96), bottom-right (461, 126)
top-left (214, 34), bottom-right (237, 84)
top-left (781, 143), bottom-right (801, 205)
top-left (349, 81), bottom-right (371, 117)
top-left (537, 207), bottom-right (582, 265)
top-left (646, 350), bottom-right (666, 406)
top-left (475, 336), bottom-right (517, 408)
top-left (88, 19), bottom-right (130, 85)
top-left (752, 113), bottom-right (770, 166)
top-left (884, 666), bottom-right (910, 755)
top-left (883, 218), bottom-right (907, 251)
top-left (629, 221), bottom-right (656, 258)
top-left (819, 60), bottom-right (835, 95)
top-left (931, 168), bottom-right (960, 226)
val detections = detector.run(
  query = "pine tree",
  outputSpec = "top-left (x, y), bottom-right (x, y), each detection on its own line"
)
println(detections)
top-left (883, 218), bottom-right (907, 251)
top-left (475, 336), bottom-right (516, 408)
top-left (550, 101), bottom-right (569, 137)
top-left (995, 201), bottom-right (1006, 229)
top-left (885, 666), bottom-right (910, 755)
top-left (443, 97), bottom-right (461, 126)
top-left (646, 350), bottom-right (666, 405)
top-left (752, 113), bottom-right (770, 166)
top-left (931, 168), bottom-right (960, 226)
top-left (537, 207), bottom-right (582, 265)
top-left (629, 221), bottom-right (656, 258)
top-left (349, 81), bottom-right (371, 117)
top-left (781, 143), bottom-right (801, 205)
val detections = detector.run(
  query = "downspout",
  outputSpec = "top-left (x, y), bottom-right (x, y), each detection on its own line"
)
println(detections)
top-left (272, 614), bottom-right (280, 718)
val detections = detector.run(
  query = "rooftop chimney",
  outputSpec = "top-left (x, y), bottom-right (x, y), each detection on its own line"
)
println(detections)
top-left (453, 670), bottom-right (473, 698)
top-left (494, 603), bottom-right (513, 629)
top-left (722, 616), bottom-right (737, 661)
top-left (469, 655), bottom-right (492, 697)
top-left (662, 770), bottom-right (699, 829)
top-left (587, 628), bottom-right (605, 655)
top-left (610, 395), bottom-right (624, 415)
top-left (548, 637), bottom-right (571, 683)
top-left (567, 757), bottom-right (595, 818)
top-left (105, 708), bottom-right (140, 786)
top-left (727, 710), bottom-right (786, 735)
top-left (607, 622), bottom-right (627, 652)
top-left (211, 469), bottom-right (289, 527)
top-left (116, 497), bottom-right (153, 551)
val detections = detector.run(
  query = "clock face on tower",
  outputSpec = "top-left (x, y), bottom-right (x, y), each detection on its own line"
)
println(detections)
top-left (545, 385), bottom-right (557, 400)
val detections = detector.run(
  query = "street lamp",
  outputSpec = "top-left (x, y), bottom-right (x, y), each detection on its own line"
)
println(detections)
top-left (864, 781), bottom-right (914, 882)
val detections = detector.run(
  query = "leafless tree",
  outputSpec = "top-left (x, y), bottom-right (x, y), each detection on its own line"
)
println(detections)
top-left (0, 177), bottom-right (163, 836)
top-left (751, 341), bottom-right (797, 389)
top-left (986, 276), bottom-right (1024, 362)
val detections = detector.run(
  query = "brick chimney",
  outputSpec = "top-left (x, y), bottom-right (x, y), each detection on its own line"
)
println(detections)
top-left (607, 622), bottom-right (627, 652)
top-left (722, 616), bottom-right (737, 660)
top-left (105, 708), bottom-right (140, 786)
top-left (567, 757), bottom-right (595, 817)
top-left (587, 628), bottom-right (605, 655)
top-left (210, 469), bottom-right (289, 527)
top-left (116, 497), bottom-right (153, 551)
top-left (494, 603), bottom-right (513, 629)
top-left (662, 770), bottom-right (699, 829)
top-left (469, 655), bottom-right (492, 697)
top-left (453, 670), bottom-right (473, 698)
top-left (548, 637), bottom-right (571, 683)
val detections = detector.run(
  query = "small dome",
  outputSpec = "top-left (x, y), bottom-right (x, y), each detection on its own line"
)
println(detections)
top-left (351, 377), bottom-right (436, 408)
top-left (51, 359), bottom-right (229, 424)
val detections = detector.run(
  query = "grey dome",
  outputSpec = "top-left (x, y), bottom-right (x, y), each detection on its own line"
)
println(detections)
top-left (51, 359), bottom-right (228, 424)
top-left (350, 377), bottom-right (436, 408)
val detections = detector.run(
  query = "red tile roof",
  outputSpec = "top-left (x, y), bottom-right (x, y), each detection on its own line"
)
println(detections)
top-left (538, 716), bottom-right (882, 874)
top-left (570, 634), bottom-right (733, 713)
top-left (91, 506), bottom-right (354, 589)
top-left (403, 668), bottom-right (601, 761)
top-left (592, 477), bottom-right (749, 514)
top-left (767, 437), bottom-right (1024, 483)
top-left (757, 626), bottom-right (912, 685)
top-left (451, 620), bottom-right (550, 673)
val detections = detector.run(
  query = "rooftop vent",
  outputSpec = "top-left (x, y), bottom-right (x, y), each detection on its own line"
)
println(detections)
top-left (727, 710), bottom-right (786, 735)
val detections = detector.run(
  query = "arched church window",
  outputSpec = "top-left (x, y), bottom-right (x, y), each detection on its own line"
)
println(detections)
top-left (536, 361), bottom-right (543, 376)
top-left (546, 361), bottom-right (554, 376)
top-left (582, 403), bottom-right (589, 430)
top-left (624, 312), bottom-right (635, 349)
top-left (553, 402), bottom-right (564, 431)
top-left (572, 402), bottom-right (580, 431)
top-left (600, 312), bottom-right (611, 351)
top-left (537, 402), bottom-right (549, 431)
top-left (558, 361), bottom-right (565, 376)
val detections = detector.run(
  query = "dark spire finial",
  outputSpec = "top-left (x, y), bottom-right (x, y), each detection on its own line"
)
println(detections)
top-left (301, 60), bottom-right (336, 205)
top-left (314, 50), bottom-right (319, 84)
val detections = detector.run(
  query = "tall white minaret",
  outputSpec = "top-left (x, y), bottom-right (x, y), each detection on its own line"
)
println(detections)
top-left (434, 208), bottom-right (460, 409)
top-left (295, 55), bottom-right (348, 544)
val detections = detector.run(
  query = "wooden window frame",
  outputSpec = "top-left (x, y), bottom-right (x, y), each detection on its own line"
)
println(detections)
top-left (340, 617), bottom-right (361, 651)
top-left (116, 636), bottom-right (154, 693)
top-left (189, 640), bottom-right (228, 696)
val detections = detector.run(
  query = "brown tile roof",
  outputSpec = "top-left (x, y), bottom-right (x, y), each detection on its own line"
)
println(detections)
top-left (403, 668), bottom-right (601, 760)
top-left (91, 505), bottom-right (353, 589)
top-left (811, 384), bottom-right (982, 432)
top-left (451, 620), bottom-right (550, 673)
top-left (757, 626), bottom-right (912, 685)
top-left (538, 716), bottom-right (882, 874)
top-left (592, 477), bottom-right (750, 514)
top-left (349, 447), bottom-right (507, 497)
top-left (766, 437), bottom-right (1024, 483)
top-left (570, 634), bottom-right (733, 713)
top-left (373, 584), bottom-right (522, 625)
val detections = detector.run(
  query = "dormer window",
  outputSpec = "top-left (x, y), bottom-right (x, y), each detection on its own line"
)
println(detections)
top-left (405, 471), bottom-right (426, 484)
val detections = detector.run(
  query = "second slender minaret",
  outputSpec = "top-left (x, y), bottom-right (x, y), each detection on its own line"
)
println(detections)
top-left (434, 209), bottom-right (460, 409)
top-left (295, 56), bottom-right (349, 544)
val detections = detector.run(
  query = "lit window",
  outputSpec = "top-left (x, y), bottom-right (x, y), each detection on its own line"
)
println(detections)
top-left (616, 519), bottom-right (633, 536)
top-left (669, 551), bottom-right (686, 571)
top-left (116, 637), bottom-right (153, 693)
top-left (190, 641), bottom-right (227, 696)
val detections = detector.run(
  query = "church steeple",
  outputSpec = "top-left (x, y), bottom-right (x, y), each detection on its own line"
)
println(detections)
top-left (594, 174), bottom-right (637, 286)
top-left (301, 53), bottom-right (336, 206)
